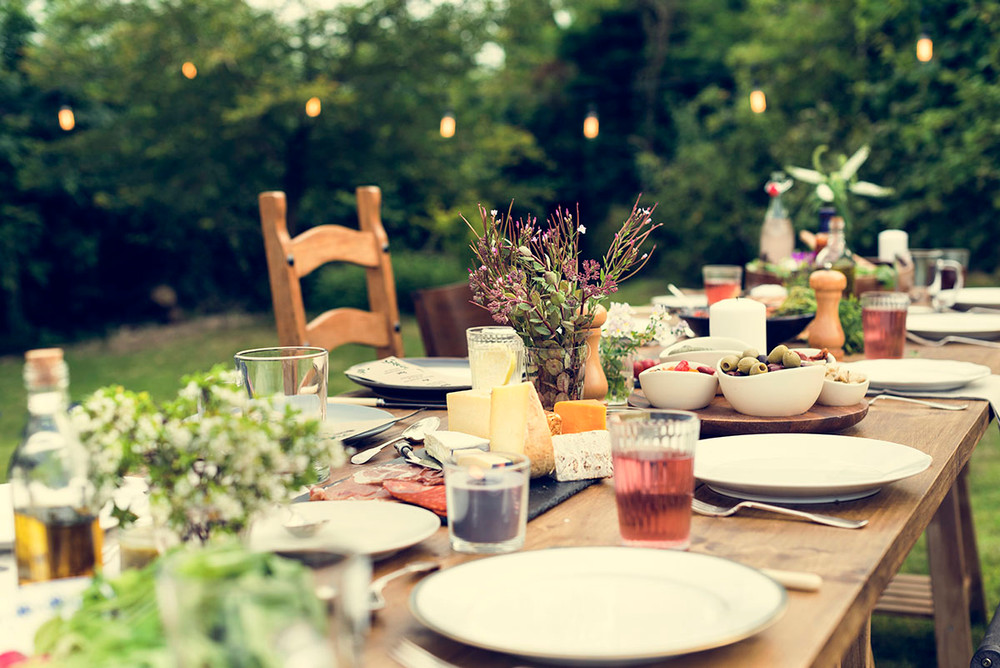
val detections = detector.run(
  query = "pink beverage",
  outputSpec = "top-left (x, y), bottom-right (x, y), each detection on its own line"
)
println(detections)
top-left (612, 452), bottom-right (694, 549)
top-left (863, 307), bottom-right (907, 359)
top-left (704, 281), bottom-right (740, 306)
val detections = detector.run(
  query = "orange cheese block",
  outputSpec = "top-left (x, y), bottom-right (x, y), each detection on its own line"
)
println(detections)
top-left (553, 399), bottom-right (606, 434)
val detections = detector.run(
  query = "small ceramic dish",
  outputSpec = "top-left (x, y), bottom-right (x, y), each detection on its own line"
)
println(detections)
top-left (716, 359), bottom-right (826, 417)
top-left (639, 361), bottom-right (719, 411)
top-left (816, 364), bottom-right (870, 407)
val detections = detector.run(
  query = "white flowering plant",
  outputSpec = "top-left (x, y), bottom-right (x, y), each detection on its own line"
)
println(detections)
top-left (71, 365), bottom-right (345, 543)
top-left (599, 303), bottom-right (684, 403)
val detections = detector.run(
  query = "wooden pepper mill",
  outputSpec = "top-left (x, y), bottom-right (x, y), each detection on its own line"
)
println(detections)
top-left (582, 303), bottom-right (608, 400)
top-left (809, 269), bottom-right (846, 359)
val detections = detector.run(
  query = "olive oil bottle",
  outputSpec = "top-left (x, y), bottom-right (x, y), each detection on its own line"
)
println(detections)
top-left (8, 348), bottom-right (101, 584)
top-left (814, 215), bottom-right (856, 297)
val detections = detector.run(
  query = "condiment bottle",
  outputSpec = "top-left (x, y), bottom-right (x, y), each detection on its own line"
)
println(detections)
top-left (808, 270), bottom-right (846, 359)
top-left (8, 348), bottom-right (101, 584)
top-left (759, 172), bottom-right (794, 263)
top-left (814, 206), bottom-right (835, 255)
top-left (814, 215), bottom-right (856, 297)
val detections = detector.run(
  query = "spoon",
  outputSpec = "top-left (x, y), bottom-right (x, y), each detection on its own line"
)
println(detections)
top-left (282, 506), bottom-right (327, 538)
top-left (351, 416), bottom-right (441, 464)
top-left (667, 283), bottom-right (686, 299)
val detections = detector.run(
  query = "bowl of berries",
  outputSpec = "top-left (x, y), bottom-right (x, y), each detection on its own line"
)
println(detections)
top-left (716, 345), bottom-right (828, 417)
top-left (639, 360), bottom-right (719, 410)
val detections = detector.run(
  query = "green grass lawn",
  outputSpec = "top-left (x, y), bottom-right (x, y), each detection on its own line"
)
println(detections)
top-left (2, 290), bottom-right (997, 665)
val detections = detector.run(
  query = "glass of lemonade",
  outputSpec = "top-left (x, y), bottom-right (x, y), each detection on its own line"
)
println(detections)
top-left (608, 410), bottom-right (700, 550)
top-left (466, 326), bottom-right (525, 390)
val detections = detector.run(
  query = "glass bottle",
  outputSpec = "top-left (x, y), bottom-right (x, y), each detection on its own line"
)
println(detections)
top-left (758, 172), bottom-right (794, 263)
top-left (814, 216), bottom-right (856, 297)
top-left (8, 348), bottom-right (101, 584)
top-left (814, 206), bottom-right (836, 255)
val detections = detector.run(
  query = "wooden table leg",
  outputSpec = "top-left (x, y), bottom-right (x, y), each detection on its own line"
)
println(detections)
top-left (839, 617), bottom-right (875, 668)
top-left (957, 464), bottom-right (988, 625)
top-left (927, 483), bottom-right (974, 666)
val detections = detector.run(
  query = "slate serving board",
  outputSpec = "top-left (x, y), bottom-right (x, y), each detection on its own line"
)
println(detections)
top-left (628, 390), bottom-right (868, 437)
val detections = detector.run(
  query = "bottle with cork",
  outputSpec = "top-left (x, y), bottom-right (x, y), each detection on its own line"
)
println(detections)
top-left (8, 348), bottom-right (101, 584)
top-left (814, 215), bottom-right (856, 297)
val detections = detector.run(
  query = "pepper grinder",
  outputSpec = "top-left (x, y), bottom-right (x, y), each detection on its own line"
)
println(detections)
top-left (582, 303), bottom-right (608, 400)
top-left (808, 269), bottom-right (846, 359)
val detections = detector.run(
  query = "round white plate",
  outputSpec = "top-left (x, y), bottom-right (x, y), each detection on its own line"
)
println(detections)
top-left (247, 500), bottom-right (440, 560)
top-left (953, 287), bottom-right (1000, 309)
top-left (652, 293), bottom-right (708, 311)
top-left (846, 358), bottom-right (991, 391)
top-left (344, 357), bottom-right (471, 401)
top-left (694, 433), bottom-right (932, 504)
top-left (906, 312), bottom-right (1000, 340)
top-left (410, 547), bottom-right (786, 665)
top-left (323, 402), bottom-right (394, 445)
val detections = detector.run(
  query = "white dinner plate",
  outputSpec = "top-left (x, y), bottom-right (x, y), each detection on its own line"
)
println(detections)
top-left (953, 287), bottom-right (1000, 310)
top-left (846, 358), bottom-right (991, 392)
top-left (323, 402), bottom-right (394, 444)
top-left (652, 293), bottom-right (708, 311)
top-left (344, 357), bottom-right (471, 402)
top-left (695, 433), bottom-right (932, 504)
top-left (247, 500), bottom-right (440, 560)
top-left (906, 312), bottom-right (1000, 340)
top-left (410, 547), bottom-right (786, 665)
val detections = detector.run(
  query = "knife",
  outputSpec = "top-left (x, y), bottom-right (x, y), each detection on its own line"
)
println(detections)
top-left (329, 397), bottom-right (447, 409)
top-left (394, 442), bottom-right (442, 470)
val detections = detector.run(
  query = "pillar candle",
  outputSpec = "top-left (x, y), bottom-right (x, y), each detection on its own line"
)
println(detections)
top-left (878, 229), bottom-right (910, 264)
top-left (709, 297), bottom-right (766, 353)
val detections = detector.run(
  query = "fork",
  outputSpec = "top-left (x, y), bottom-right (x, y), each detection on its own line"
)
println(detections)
top-left (691, 497), bottom-right (868, 529)
top-left (905, 331), bottom-right (1000, 349)
top-left (390, 638), bottom-right (460, 668)
top-left (369, 560), bottom-right (439, 610)
top-left (868, 394), bottom-right (969, 411)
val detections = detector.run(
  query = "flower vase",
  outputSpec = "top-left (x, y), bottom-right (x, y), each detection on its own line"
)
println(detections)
top-left (602, 353), bottom-right (635, 406)
top-left (525, 343), bottom-right (589, 410)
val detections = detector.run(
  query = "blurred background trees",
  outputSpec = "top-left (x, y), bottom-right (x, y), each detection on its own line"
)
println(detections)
top-left (1, 0), bottom-right (997, 352)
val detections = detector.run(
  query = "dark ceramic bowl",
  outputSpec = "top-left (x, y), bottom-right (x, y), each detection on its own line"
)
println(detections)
top-left (679, 310), bottom-right (815, 351)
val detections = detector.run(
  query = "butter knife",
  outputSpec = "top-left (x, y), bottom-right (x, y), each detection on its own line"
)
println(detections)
top-left (395, 442), bottom-right (442, 470)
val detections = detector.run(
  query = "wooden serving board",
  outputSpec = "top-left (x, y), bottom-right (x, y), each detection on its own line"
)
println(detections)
top-left (628, 391), bottom-right (868, 437)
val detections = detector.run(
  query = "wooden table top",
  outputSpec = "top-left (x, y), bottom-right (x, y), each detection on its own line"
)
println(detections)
top-left (343, 342), bottom-right (998, 668)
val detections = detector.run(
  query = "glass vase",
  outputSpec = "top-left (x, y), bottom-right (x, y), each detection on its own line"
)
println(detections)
top-left (602, 352), bottom-right (635, 406)
top-left (524, 343), bottom-right (589, 410)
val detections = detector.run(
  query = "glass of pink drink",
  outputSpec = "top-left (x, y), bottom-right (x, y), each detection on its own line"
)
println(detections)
top-left (861, 291), bottom-right (910, 359)
top-left (702, 265), bottom-right (743, 306)
top-left (608, 410), bottom-right (700, 550)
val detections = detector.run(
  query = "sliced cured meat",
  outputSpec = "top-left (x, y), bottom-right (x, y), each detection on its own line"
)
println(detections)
top-left (382, 479), bottom-right (447, 516)
top-left (353, 461), bottom-right (444, 486)
top-left (309, 478), bottom-right (393, 501)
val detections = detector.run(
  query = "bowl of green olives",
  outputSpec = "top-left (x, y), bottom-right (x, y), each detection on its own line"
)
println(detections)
top-left (715, 345), bottom-right (828, 417)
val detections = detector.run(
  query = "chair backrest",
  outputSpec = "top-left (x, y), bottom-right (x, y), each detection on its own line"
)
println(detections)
top-left (412, 282), bottom-right (496, 357)
top-left (258, 187), bottom-right (404, 359)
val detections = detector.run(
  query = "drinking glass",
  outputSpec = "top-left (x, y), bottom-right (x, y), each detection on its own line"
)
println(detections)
top-left (466, 326), bottom-right (525, 390)
top-left (702, 265), bottom-right (743, 306)
top-left (234, 347), bottom-right (328, 422)
top-left (608, 410), bottom-right (700, 550)
top-left (862, 292), bottom-right (910, 359)
top-left (909, 249), bottom-right (943, 306)
top-left (445, 452), bottom-right (530, 554)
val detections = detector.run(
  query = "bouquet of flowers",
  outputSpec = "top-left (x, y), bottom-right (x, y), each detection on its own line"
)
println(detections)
top-left (599, 302), bottom-right (677, 404)
top-left (71, 366), bottom-right (345, 544)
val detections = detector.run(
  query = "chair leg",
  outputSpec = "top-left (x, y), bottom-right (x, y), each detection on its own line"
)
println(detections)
top-left (926, 484), bottom-right (974, 667)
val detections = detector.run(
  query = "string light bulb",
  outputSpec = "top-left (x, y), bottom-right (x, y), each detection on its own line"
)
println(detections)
top-left (305, 97), bottom-right (321, 117)
top-left (181, 61), bottom-right (197, 79)
top-left (58, 106), bottom-right (75, 132)
top-left (439, 111), bottom-right (455, 138)
top-left (750, 87), bottom-right (767, 114)
top-left (916, 33), bottom-right (933, 62)
top-left (583, 108), bottom-right (599, 139)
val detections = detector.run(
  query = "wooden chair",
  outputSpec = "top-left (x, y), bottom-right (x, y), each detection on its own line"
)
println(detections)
top-left (258, 187), bottom-right (404, 358)
top-left (412, 282), bottom-right (495, 357)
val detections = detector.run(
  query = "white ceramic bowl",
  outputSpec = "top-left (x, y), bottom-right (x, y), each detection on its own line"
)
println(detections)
top-left (639, 361), bottom-right (719, 410)
top-left (817, 377), bottom-right (870, 407)
top-left (660, 337), bottom-right (752, 357)
top-left (658, 348), bottom-right (742, 368)
top-left (716, 360), bottom-right (826, 417)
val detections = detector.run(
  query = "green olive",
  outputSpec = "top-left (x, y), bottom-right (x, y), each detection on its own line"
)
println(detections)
top-left (767, 345), bottom-right (789, 365)
top-left (782, 350), bottom-right (802, 368)
top-left (749, 362), bottom-right (769, 375)
top-left (741, 348), bottom-right (760, 360)
top-left (719, 355), bottom-right (740, 373)
top-left (737, 356), bottom-right (759, 375)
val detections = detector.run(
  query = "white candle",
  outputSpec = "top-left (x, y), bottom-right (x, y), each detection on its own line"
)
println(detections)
top-left (709, 298), bottom-right (766, 353)
top-left (878, 229), bottom-right (910, 264)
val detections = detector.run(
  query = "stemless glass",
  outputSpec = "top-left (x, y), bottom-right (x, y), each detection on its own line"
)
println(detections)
top-left (234, 347), bottom-right (328, 422)
top-left (861, 292), bottom-right (909, 359)
top-left (466, 326), bottom-right (525, 390)
top-left (608, 410), bottom-right (700, 550)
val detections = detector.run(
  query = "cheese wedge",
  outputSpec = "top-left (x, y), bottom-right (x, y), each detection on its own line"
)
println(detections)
top-left (553, 399), bottom-right (607, 434)
top-left (446, 389), bottom-right (491, 438)
top-left (424, 430), bottom-right (489, 465)
top-left (552, 430), bottom-right (613, 481)
top-left (488, 381), bottom-right (555, 478)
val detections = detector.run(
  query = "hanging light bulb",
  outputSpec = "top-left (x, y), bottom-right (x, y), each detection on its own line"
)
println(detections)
top-left (58, 106), bottom-right (75, 132)
top-left (916, 33), bottom-right (933, 62)
top-left (439, 111), bottom-right (456, 138)
top-left (749, 87), bottom-right (767, 114)
top-left (181, 61), bottom-right (198, 79)
top-left (305, 97), bottom-right (321, 117)
top-left (583, 108), bottom-right (599, 139)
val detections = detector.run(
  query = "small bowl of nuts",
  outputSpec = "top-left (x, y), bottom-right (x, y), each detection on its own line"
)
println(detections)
top-left (817, 364), bottom-right (870, 407)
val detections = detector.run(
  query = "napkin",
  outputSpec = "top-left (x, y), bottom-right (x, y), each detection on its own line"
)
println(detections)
top-left (867, 374), bottom-right (1000, 432)
top-left (346, 357), bottom-right (466, 387)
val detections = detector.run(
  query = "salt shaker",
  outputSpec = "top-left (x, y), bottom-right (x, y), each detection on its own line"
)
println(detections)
top-left (808, 270), bottom-right (846, 359)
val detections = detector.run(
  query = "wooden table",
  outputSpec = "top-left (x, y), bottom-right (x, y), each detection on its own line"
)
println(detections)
top-left (343, 342), bottom-right (997, 668)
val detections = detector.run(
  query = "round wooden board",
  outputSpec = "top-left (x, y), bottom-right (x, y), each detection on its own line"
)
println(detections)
top-left (627, 391), bottom-right (868, 437)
